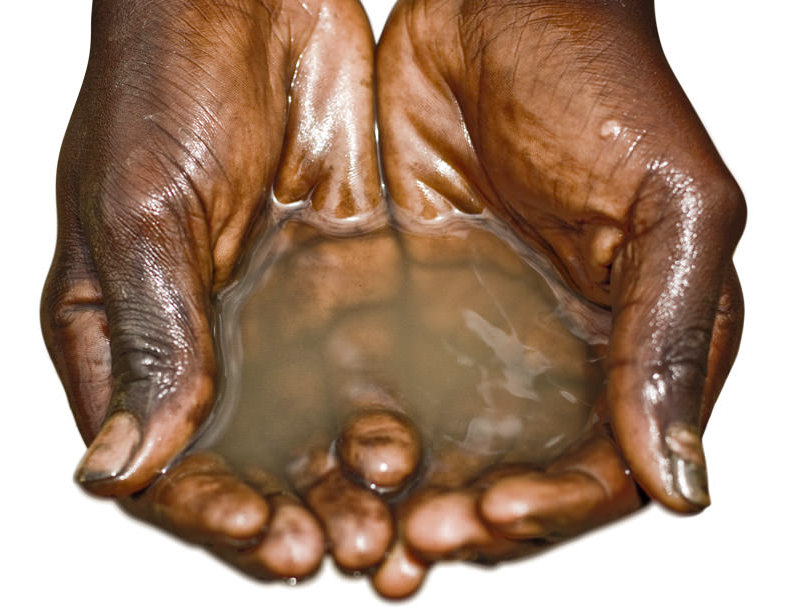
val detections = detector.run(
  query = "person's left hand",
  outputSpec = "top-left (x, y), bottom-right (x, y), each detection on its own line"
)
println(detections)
top-left (371, 0), bottom-right (745, 597)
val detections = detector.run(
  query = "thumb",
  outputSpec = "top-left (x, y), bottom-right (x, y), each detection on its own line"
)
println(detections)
top-left (607, 174), bottom-right (745, 513)
top-left (73, 187), bottom-right (217, 497)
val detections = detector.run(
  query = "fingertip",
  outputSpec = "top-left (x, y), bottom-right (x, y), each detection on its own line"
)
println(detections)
top-left (665, 424), bottom-right (710, 511)
top-left (119, 421), bottom-right (198, 494)
top-left (255, 496), bottom-right (325, 579)
top-left (75, 411), bottom-right (141, 495)
top-left (201, 493), bottom-right (270, 543)
top-left (79, 372), bottom-right (214, 497)
top-left (372, 540), bottom-right (428, 600)
top-left (613, 416), bottom-right (710, 514)
top-left (306, 470), bottom-right (393, 571)
top-left (149, 452), bottom-right (271, 544)
top-left (337, 409), bottom-right (421, 492)
top-left (402, 490), bottom-right (489, 557)
top-left (478, 475), bottom-right (547, 538)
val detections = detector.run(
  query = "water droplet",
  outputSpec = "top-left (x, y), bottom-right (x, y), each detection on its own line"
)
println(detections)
top-left (600, 119), bottom-right (623, 139)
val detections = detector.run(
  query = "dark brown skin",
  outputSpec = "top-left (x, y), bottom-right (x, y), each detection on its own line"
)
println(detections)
top-left (41, 0), bottom-right (388, 581)
top-left (337, 409), bottom-right (422, 491)
top-left (373, 0), bottom-right (745, 594)
top-left (41, 0), bottom-right (745, 600)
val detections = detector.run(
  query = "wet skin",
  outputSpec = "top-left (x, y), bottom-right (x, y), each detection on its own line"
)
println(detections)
top-left (42, 0), bottom-right (386, 584)
top-left (377, 0), bottom-right (745, 518)
top-left (370, 0), bottom-right (745, 594)
top-left (148, 217), bottom-right (618, 593)
top-left (41, 0), bottom-right (745, 601)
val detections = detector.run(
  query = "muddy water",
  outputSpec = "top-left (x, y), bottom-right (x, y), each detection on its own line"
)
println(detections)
top-left (195, 218), bottom-right (605, 487)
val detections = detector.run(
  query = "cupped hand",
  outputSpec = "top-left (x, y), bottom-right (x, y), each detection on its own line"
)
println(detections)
top-left (374, 0), bottom-right (745, 588)
top-left (41, 0), bottom-right (381, 494)
top-left (40, 0), bottom-right (386, 577)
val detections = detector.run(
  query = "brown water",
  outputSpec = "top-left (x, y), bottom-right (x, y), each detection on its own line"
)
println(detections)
top-left (194, 217), bottom-right (605, 488)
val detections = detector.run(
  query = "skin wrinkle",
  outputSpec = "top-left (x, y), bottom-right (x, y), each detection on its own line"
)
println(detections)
top-left (142, 119), bottom-right (238, 251)
top-left (42, 0), bottom-right (747, 596)
top-left (90, 172), bottom-right (212, 414)
top-left (458, 18), bottom-right (648, 260)
top-left (461, 85), bottom-right (629, 301)
top-left (380, 1), bottom-right (746, 521)
top-left (142, 84), bottom-right (225, 158)
top-left (93, 149), bottom-right (195, 241)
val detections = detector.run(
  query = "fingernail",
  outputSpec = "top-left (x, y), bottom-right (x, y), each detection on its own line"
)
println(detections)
top-left (665, 425), bottom-right (710, 509)
top-left (337, 409), bottom-right (421, 493)
top-left (75, 412), bottom-right (141, 486)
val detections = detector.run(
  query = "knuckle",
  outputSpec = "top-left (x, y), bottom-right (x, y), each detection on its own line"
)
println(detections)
top-left (653, 326), bottom-right (710, 399)
top-left (41, 273), bottom-right (104, 334)
top-left (41, 280), bottom-right (70, 334)
top-left (113, 337), bottom-right (179, 392)
top-left (653, 166), bottom-right (747, 242)
top-left (107, 305), bottom-right (214, 407)
top-left (109, 306), bottom-right (190, 377)
top-left (695, 173), bottom-right (747, 240)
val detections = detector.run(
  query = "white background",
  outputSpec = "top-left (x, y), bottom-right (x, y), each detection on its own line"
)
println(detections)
top-left (2, 1), bottom-right (787, 613)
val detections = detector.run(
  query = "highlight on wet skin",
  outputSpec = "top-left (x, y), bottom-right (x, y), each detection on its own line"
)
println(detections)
top-left (122, 207), bottom-right (637, 598)
top-left (43, 0), bottom-right (745, 603)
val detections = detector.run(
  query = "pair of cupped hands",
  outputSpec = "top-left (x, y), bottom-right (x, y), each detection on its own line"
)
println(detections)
top-left (42, 0), bottom-right (745, 600)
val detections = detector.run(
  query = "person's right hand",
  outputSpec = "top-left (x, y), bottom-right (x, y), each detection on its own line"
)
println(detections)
top-left (41, 0), bottom-right (384, 579)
